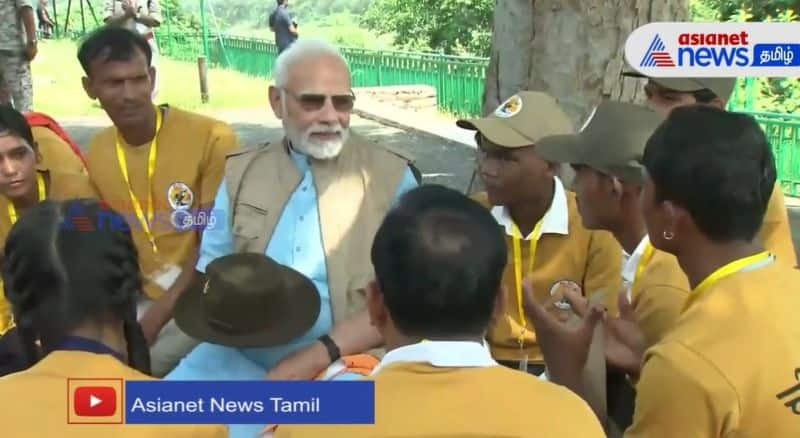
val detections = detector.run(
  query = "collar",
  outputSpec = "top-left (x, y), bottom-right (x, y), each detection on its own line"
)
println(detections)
top-left (622, 235), bottom-right (650, 283)
top-left (52, 336), bottom-right (126, 363)
top-left (490, 176), bottom-right (569, 240)
top-left (286, 141), bottom-right (310, 173)
top-left (372, 340), bottom-right (497, 375)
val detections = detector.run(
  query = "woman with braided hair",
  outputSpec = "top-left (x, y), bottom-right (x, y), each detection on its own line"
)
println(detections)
top-left (0, 199), bottom-right (226, 437)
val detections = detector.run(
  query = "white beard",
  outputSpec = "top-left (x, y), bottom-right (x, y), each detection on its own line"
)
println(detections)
top-left (284, 120), bottom-right (349, 160)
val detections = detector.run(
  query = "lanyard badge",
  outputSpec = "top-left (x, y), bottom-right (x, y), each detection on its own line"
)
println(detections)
top-left (511, 219), bottom-right (543, 370)
top-left (114, 105), bottom-right (162, 256)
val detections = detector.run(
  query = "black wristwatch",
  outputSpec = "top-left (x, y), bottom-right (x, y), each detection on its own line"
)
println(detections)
top-left (318, 334), bottom-right (341, 363)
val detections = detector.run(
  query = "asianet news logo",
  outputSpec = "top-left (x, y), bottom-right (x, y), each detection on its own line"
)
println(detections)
top-left (625, 22), bottom-right (800, 77)
top-left (641, 32), bottom-right (751, 68)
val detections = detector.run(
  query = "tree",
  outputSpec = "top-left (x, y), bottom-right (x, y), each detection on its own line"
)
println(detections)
top-left (362, 0), bottom-right (493, 56)
top-left (483, 0), bottom-right (690, 125)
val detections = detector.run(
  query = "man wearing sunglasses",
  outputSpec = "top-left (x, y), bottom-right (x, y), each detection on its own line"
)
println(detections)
top-left (170, 38), bottom-right (420, 384)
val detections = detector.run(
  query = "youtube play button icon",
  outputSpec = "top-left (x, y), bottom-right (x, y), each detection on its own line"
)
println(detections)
top-left (68, 379), bottom-right (124, 424)
top-left (74, 386), bottom-right (117, 417)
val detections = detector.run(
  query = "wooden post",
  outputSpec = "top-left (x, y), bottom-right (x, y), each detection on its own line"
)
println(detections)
top-left (198, 56), bottom-right (209, 104)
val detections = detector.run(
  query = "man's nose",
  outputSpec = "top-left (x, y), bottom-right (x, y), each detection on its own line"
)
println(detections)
top-left (316, 97), bottom-right (341, 124)
top-left (0, 158), bottom-right (16, 176)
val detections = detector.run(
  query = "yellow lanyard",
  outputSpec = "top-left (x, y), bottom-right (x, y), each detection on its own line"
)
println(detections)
top-left (7, 173), bottom-right (46, 224)
top-left (115, 105), bottom-right (162, 254)
top-left (683, 251), bottom-right (772, 311)
top-left (511, 219), bottom-right (543, 347)
top-left (631, 241), bottom-right (655, 290)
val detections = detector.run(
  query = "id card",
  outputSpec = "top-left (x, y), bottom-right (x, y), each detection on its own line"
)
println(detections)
top-left (151, 264), bottom-right (182, 291)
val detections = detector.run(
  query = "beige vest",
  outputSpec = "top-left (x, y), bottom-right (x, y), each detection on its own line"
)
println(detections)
top-left (224, 133), bottom-right (414, 324)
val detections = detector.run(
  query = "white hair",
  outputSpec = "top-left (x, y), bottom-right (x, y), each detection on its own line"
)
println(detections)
top-left (273, 38), bottom-right (350, 89)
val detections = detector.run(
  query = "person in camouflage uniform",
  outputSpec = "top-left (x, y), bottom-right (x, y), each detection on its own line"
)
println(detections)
top-left (0, 0), bottom-right (37, 112)
top-left (104, 0), bottom-right (162, 99)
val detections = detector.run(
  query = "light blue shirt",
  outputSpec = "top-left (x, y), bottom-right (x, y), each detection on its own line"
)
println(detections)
top-left (166, 148), bottom-right (417, 438)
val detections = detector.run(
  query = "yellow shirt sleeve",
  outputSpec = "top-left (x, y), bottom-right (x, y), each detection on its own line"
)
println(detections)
top-left (626, 342), bottom-right (740, 438)
top-left (584, 230), bottom-right (623, 315)
top-left (200, 122), bottom-right (239, 208)
top-left (632, 284), bottom-right (688, 347)
top-left (761, 184), bottom-right (797, 267)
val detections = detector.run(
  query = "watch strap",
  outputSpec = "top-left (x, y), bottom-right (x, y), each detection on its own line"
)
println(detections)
top-left (318, 334), bottom-right (341, 363)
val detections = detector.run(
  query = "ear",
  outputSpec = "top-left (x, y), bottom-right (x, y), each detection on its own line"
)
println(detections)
top-left (709, 97), bottom-right (727, 110)
top-left (662, 200), bottom-right (685, 236)
top-left (365, 280), bottom-right (387, 329)
top-left (81, 76), bottom-right (96, 100)
top-left (148, 66), bottom-right (157, 91)
top-left (544, 160), bottom-right (560, 179)
top-left (268, 86), bottom-right (283, 119)
top-left (490, 286), bottom-right (507, 324)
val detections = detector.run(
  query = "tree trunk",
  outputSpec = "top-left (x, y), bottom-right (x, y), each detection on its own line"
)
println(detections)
top-left (484, 0), bottom-right (690, 124)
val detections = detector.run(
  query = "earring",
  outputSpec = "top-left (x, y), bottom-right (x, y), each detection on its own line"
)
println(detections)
top-left (663, 230), bottom-right (675, 240)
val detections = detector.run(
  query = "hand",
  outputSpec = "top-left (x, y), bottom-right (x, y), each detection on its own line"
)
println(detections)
top-left (604, 289), bottom-right (646, 377)
top-left (523, 278), bottom-right (603, 390)
top-left (265, 340), bottom-right (330, 380)
top-left (25, 41), bottom-right (37, 61)
top-left (121, 0), bottom-right (137, 16)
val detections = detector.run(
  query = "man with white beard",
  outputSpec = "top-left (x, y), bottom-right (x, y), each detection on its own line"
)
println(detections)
top-left (164, 38), bottom-right (419, 388)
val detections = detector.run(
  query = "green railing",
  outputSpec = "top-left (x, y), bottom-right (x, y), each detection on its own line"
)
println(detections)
top-left (748, 112), bottom-right (800, 196)
top-left (157, 33), bottom-right (487, 117)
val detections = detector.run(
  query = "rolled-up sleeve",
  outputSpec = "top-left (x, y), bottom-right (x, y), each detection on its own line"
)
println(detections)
top-left (196, 179), bottom-right (235, 273)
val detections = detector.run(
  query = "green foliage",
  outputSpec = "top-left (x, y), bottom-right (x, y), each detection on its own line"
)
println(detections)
top-left (692, 0), bottom-right (800, 21)
top-left (161, 0), bottom-right (201, 33)
top-left (692, 1), bottom-right (800, 114)
top-left (362, 0), bottom-right (493, 57)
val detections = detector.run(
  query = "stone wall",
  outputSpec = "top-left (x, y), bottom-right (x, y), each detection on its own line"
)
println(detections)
top-left (354, 85), bottom-right (438, 112)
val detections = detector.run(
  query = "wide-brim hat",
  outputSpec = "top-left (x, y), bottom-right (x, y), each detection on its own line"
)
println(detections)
top-left (174, 253), bottom-right (320, 348)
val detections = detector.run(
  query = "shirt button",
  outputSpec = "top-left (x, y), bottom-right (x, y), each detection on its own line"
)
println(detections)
top-left (299, 215), bottom-right (304, 221)
top-left (301, 186), bottom-right (308, 192)
top-left (296, 246), bottom-right (301, 252)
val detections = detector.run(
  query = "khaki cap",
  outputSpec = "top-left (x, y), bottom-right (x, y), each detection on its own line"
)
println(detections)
top-left (456, 91), bottom-right (574, 148)
top-left (535, 101), bottom-right (665, 184)
top-left (622, 71), bottom-right (736, 101)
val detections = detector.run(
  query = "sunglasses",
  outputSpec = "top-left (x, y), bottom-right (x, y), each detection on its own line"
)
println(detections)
top-left (282, 89), bottom-right (356, 112)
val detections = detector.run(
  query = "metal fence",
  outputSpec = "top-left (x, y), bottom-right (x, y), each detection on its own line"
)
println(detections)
top-left (87, 30), bottom-right (797, 196)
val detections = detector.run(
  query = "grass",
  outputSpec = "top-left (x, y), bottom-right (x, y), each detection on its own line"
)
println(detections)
top-left (32, 39), bottom-right (270, 118)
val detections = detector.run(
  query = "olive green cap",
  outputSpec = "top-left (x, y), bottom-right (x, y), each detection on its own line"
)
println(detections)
top-left (622, 71), bottom-right (736, 101)
top-left (534, 101), bottom-right (665, 184)
top-left (456, 91), bottom-right (574, 148)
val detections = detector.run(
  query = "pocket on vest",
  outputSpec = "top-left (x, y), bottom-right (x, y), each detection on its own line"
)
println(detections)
top-left (232, 202), bottom-right (267, 240)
